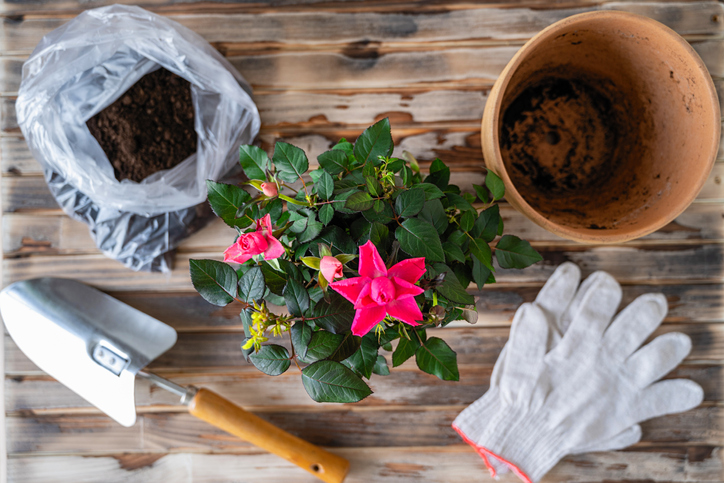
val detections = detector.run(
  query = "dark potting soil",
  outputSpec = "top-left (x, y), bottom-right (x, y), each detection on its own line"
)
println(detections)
top-left (500, 77), bottom-right (622, 195)
top-left (87, 68), bottom-right (197, 183)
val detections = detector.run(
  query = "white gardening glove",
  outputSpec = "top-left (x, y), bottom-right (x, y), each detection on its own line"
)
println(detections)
top-left (453, 266), bottom-right (703, 482)
top-left (454, 263), bottom-right (642, 478)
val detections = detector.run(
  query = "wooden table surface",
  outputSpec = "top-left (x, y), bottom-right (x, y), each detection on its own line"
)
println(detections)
top-left (1, 1), bottom-right (723, 482)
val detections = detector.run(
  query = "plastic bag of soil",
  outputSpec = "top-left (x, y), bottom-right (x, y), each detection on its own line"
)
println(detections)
top-left (15, 5), bottom-right (260, 272)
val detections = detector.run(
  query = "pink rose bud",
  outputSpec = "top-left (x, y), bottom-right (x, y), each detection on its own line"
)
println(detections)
top-left (223, 214), bottom-right (285, 264)
top-left (261, 182), bottom-right (278, 197)
top-left (320, 256), bottom-right (344, 282)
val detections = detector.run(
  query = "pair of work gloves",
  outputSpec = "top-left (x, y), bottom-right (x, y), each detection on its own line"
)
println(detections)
top-left (453, 262), bottom-right (703, 483)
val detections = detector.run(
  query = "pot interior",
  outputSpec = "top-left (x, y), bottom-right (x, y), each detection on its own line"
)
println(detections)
top-left (498, 14), bottom-right (718, 234)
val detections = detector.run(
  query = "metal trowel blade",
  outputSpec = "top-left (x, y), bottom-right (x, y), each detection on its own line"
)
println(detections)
top-left (0, 278), bottom-right (177, 426)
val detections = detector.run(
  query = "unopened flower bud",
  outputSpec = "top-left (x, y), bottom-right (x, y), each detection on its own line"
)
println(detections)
top-left (261, 182), bottom-right (278, 197)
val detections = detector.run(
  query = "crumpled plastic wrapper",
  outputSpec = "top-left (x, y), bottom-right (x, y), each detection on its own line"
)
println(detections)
top-left (16, 5), bottom-right (260, 272)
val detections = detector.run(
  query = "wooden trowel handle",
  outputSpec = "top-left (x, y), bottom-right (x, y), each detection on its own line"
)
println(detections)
top-left (188, 388), bottom-right (350, 483)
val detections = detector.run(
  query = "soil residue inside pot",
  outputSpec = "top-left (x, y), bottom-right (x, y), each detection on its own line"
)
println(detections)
top-left (499, 76), bottom-right (633, 229)
top-left (500, 77), bottom-right (622, 194)
top-left (87, 68), bottom-right (197, 183)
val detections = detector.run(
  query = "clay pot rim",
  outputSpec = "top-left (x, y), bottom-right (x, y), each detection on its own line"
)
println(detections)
top-left (482, 10), bottom-right (721, 244)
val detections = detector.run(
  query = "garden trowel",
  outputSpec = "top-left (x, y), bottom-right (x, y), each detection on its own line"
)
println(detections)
top-left (0, 277), bottom-right (349, 483)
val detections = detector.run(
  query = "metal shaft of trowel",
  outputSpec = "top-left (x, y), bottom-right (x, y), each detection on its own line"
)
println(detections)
top-left (136, 371), bottom-right (197, 405)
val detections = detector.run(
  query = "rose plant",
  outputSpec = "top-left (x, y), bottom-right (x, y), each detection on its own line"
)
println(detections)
top-left (190, 119), bottom-right (542, 403)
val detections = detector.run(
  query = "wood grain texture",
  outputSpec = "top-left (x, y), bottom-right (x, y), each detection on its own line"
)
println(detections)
top-left (4, 203), bottom-right (724, 261)
top-left (3, 2), bottom-right (724, 483)
top-left (2, 160), bottom-right (724, 215)
top-left (4, 242), bottom-right (724, 292)
top-left (6, 446), bottom-right (722, 483)
top-left (5, 323), bottom-right (724, 375)
top-left (5, 405), bottom-right (722, 455)
top-left (4, 364), bottom-right (721, 414)
top-left (0, 3), bottom-right (721, 55)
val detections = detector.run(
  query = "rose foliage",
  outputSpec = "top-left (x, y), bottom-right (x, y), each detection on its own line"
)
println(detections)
top-left (190, 119), bottom-right (543, 403)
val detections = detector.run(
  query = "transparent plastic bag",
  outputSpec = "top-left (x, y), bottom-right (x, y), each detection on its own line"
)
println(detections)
top-left (16, 5), bottom-right (260, 272)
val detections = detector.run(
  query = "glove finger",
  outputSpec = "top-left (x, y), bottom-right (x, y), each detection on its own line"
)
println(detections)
top-left (501, 303), bottom-right (548, 401)
top-left (624, 332), bottom-right (692, 387)
top-left (554, 271), bottom-right (622, 359)
top-left (573, 425), bottom-right (642, 454)
top-left (534, 262), bottom-right (581, 330)
top-left (603, 293), bottom-right (667, 361)
top-left (559, 270), bottom-right (618, 333)
top-left (631, 379), bottom-right (704, 424)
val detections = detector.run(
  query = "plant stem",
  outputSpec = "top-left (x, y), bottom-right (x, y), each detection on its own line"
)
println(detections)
top-left (289, 328), bottom-right (302, 371)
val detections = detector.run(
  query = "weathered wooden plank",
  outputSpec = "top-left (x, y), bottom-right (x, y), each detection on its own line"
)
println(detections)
top-left (5, 203), bottom-right (724, 261)
top-left (3, 159), bottom-right (724, 215)
top-left (1, 3), bottom-right (721, 56)
top-left (5, 364), bottom-right (720, 414)
top-left (3, 243), bottom-right (724, 293)
top-left (1, 37), bottom-right (722, 100)
top-left (1, 0), bottom-right (719, 15)
top-left (5, 404), bottom-right (721, 455)
top-left (5, 323), bottom-right (724, 374)
top-left (7, 446), bottom-right (723, 483)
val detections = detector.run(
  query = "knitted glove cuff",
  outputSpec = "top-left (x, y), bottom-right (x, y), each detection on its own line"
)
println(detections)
top-left (451, 387), bottom-right (501, 441)
top-left (454, 400), bottom-right (568, 483)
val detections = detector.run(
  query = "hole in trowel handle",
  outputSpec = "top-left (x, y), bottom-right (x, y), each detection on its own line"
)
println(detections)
top-left (91, 342), bottom-right (129, 376)
top-left (310, 464), bottom-right (322, 473)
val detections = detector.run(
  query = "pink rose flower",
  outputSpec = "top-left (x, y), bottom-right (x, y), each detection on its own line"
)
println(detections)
top-left (329, 240), bottom-right (425, 336)
top-left (223, 214), bottom-right (285, 264)
top-left (261, 182), bottom-right (278, 197)
top-left (320, 256), bottom-right (344, 282)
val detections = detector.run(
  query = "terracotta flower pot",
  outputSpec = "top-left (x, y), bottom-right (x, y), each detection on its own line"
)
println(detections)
top-left (482, 11), bottom-right (720, 243)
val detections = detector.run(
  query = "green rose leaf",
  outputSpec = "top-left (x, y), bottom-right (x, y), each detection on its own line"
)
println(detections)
top-left (249, 344), bottom-right (291, 376)
top-left (363, 201), bottom-right (394, 224)
top-left (485, 170), bottom-right (505, 201)
top-left (310, 169), bottom-right (335, 200)
top-left (392, 335), bottom-right (421, 367)
top-left (328, 332), bottom-right (362, 362)
top-left (319, 203), bottom-right (334, 225)
top-left (291, 321), bottom-right (312, 359)
top-left (395, 187), bottom-right (425, 217)
top-left (365, 176), bottom-right (382, 197)
top-left (417, 183), bottom-right (445, 200)
top-left (372, 355), bottom-right (390, 376)
top-left (447, 193), bottom-right (475, 213)
top-left (318, 149), bottom-right (349, 175)
top-left (419, 199), bottom-right (448, 235)
top-left (472, 257), bottom-right (493, 290)
top-left (415, 337), bottom-right (459, 381)
top-left (273, 141), bottom-right (309, 183)
top-left (206, 180), bottom-right (252, 228)
top-left (396, 218), bottom-right (445, 262)
top-left (333, 190), bottom-right (359, 214)
top-left (495, 235), bottom-right (543, 269)
top-left (345, 334), bottom-right (379, 379)
top-left (238, 266), bottom-right (265, 303)
top-left (469, 237), bottom-right (494, 271)
top-left (459, 210), bottom-right (475, 233)
top-left (433, 263), bottom-right (475, 305)
top-left (425, 158), bottom-right (450, 189)
top-left (283, 278), bottom-right (310, 317)
top-left (473, 184), bottom-right (490, 204)
top-left (442, 241), bottom-right (466, 264)
top-left (301, 360), bottom-right (373, 403)
top-left (189, 259), bottom-right (238, 306)
top-left (473, 204), bottom-right (500, 242)
top-left (354, 118), bottom-right (393, 165)
top-left (345, 191), bottom-right (375, 212)
top-left (261, 262), bottom-right (287, 295)
top-left (303, 331), bottom-right (345, 363)
top-left (299, 220), bottom-right (324, 243)
top-left (239, 145), bottom-right (270, 180)
top-left (310, 292), bottom-right (355, 333)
